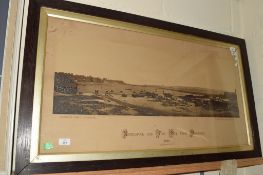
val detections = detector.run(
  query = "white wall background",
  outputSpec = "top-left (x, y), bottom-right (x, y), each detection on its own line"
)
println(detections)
top-left (64, 0), bottom-right (263, 174)
top-left (240, 0), bottom-right (263, 174)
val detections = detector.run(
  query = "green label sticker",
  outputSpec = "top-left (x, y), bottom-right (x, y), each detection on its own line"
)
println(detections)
top-left (43, 142), bottom-right (54, 150)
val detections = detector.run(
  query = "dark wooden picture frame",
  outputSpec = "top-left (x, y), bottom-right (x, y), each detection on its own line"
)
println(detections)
top-left (15, 0), bottom-right (261, 174)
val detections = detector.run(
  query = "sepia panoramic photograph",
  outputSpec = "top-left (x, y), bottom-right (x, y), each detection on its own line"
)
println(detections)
top-left (46, 17), bottom-right (241, 118)
top-left (53, 72), bottom-right (239, 117)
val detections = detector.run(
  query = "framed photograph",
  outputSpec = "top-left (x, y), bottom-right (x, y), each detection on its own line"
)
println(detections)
top-left (15, 0), bottom-right (261, 174)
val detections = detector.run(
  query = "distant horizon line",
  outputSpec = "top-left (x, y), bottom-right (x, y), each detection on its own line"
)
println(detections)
top-left (55, 71), bottom-right (236, 93)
